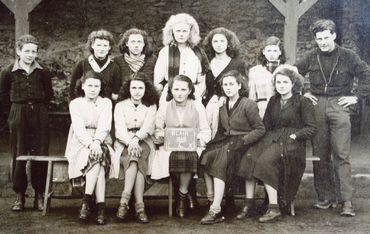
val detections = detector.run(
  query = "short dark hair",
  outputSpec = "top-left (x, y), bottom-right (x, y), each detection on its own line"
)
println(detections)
top-left (310, 19), bottom-right (336, 35)
top-left (118, 28), bottom-right (153, 56)
top-left (203, 27), bottom-right (241, 59)
top-left (273, 68), bottom-right (304, 94)
top-left (16, 34), bottom-right (39, 51)
top-left (118, 73), bottom-right (159, 106)
top-left (86, 29), bottom-right (114, 54)
top-left (167, 75), bottom-right (196, 101)
top-left (257, 36), bottom-right (286, 66)
top-left (220, 70), bottom-right (248, 97)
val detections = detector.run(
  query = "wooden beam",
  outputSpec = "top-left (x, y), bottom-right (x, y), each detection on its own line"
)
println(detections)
top-left (268, 0), bottom-right (287, 17)
top-left (0, 0), bottom-right (15, 13)
top-left (283, 0), bottom-right (300, 64)
top-left (298, 0), bottom-right (319, 18)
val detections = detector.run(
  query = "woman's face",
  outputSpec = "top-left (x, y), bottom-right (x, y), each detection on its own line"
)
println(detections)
top-left (275, 74), bottom-right (293, 96)
top-left (126, 34), bottom-right (145, 56)
top-left (172, 23), bottom-right (191, 45)
top-left (91, 38), bottom-right (111, 59)
top-left (130, 80), bottom-right (146, 102)
top-left (82, 78), bottom-right (101, 100)
top-left (262, 45), bottom-right (281, 62)
top-left (171, 80), bottom-right (191, 104)
top-left (212, 33), bottom-right (228, 54)
top-left (222, 76), bottom-right (241, 98)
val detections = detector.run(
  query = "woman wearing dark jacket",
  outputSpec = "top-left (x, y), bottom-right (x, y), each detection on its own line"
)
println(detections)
top-left (114, 28), bottom-right (157, 84)
top-left (237, 66), bottom-right (317, 223)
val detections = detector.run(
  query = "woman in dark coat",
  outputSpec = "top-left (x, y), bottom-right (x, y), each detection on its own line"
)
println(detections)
top-left (200, 70), bottom-right (265, 225)
top-left (238, 66), bottom-right (317, 223)
top-left (115, 28), bottom-right (157, 84)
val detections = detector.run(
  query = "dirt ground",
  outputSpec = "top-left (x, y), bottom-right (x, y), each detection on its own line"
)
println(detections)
top-left (1, 198), bottom-right (370, 234)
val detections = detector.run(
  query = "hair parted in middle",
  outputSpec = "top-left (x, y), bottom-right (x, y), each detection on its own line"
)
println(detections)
top-left (203, 27), bottom-right (241, 59)
top-left (220, 70), bottom-right (249, 97)
top-left (118, 73), bottom-right (159, 107)
top-left (257, 36), bottom-right (286, 66)
top-left (118, 28), bottom-right (153, 56)
top-left (162, 13), bottom-right (201, 48)
top-left (86, 29), bottom-right (115, 54)
top-left (167, 74), bottom-right (196, 101)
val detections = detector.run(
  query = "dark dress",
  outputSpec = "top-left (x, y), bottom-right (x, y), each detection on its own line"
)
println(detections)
top-left (200, 97), bottom-right (265, 186)
top-left (241, 94), bottom-right (316, 207)
top-left (203, 58), bottom-right (246, 105)
top-left (114, 54), bottom-right (157, 84)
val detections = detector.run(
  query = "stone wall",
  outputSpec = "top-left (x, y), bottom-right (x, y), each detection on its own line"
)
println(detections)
top-left (0, 0), bottom-right (368, 110)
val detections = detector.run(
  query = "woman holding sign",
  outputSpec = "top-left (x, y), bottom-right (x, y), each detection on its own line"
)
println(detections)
top-left (151, 75), bottom-right (211, 218)
top-left (199, 70), bottom-right (265, 224)
top-left (113, 74), bottom-right (159, 223)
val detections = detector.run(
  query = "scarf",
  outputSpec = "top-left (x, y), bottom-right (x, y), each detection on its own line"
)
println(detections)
top-left (88, 55), bottom-right (111, 73)
top-left (124, 53), bottom-right (146, 73)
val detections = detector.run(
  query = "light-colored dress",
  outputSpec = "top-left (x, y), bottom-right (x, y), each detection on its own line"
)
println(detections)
top-left (113, 99), bottom-right (157, 180)
top-left (65, 97), bottom-right (117, 179)
top-left (151, 99), bottom-right (211, 180)
top-left (154, 46), bottom-right (205, 105)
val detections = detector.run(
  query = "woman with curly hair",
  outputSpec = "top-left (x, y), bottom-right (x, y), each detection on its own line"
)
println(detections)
top-left (237, 67), bottom-right (316, 223)
top-left (200, 70), bottom-right (265, 224)
top-left (69, 29), bottom-right (121, 101)
top-left (151, 75), bottom-right (211, 218)
top-left (113, 74), bottom-right (159, 223)
top-left (202, 27), bottom-right (247, 138)
top-left (154, 13), bottom-right (208, 105)
top-left (115, 28), bottom-right (157, 84)
top-left (248, 36), bottom-right (287, 118)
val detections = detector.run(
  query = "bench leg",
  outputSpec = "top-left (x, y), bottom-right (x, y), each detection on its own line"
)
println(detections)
top-left (43, 161), bottom-right (52, 216)
top-left (290, 201), bottom-right (295, 216)
top-left (168, 177), bottom-right (173, 217)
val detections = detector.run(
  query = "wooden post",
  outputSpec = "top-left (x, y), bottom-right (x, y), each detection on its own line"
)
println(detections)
top-left (0, 0), bottom-right (43, 40)
top-left (269, 0), bottom-right (318, 64)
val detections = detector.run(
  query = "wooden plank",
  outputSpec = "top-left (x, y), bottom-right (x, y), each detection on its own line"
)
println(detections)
top-left (297, 0), bottom-right (319, 18)
top-left (17, 155), bottom-right (68, 162)
top-left (268, 0), bottom-right (287, 17)
top-left (283, 0), bottom-right (299, 64)
top-left (0, 0), bottom-right (15, 13)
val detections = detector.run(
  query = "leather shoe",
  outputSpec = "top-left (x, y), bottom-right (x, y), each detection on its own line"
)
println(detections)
top-left (176, 193), bottom-right (187, 218)
top-left (258, 208), bottom-right (281, 223)
top-left (11, 193), bottom-right (25, 212)
top-left (313, 200), bottom-right (336, 209)
top-left (34, 193), bottom-right (44, 211)
top-left (340, 201), bottom-right (355, 217)
top-left (96, 203), bottom-right (106, 225)
top-left (116, 203), bottom-right (129, 220)
top-left (135, 210), bottom-right (149, 223)
top-left (236, 205), bottom-right (253, 220)
top-left (79, 203), bottom-right (90, 221)
top-left (200, 211), bottom-right (225, 225)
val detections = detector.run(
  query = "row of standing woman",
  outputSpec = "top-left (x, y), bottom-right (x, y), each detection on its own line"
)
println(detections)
top-left (1, 12), bottom-right (318, 226)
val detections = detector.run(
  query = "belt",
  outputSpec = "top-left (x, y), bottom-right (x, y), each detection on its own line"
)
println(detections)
top-left (128, 127), bottom-right (140, 133)
top-left (256, 98), bottom-right (267, 102)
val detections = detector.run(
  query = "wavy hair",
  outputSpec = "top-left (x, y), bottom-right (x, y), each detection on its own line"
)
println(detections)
top-left (16, 34), bottom-right (39, 51)
top-left (220, 70), bottom-right (248, 97)
top-left (310, 19), bottom-right (336, 35)
top-left (86, 29), bottom-right (115, 55)
top-left (203, 27), bottom-right (241, 59)
top-left (162, 13), bottom-right (201, 48)
top-left (257, 36), bottom-right (286, 66)
top-left (167, 74), bottom-right (196, 101)
top-left (118, 28), bottom-right (153, 56)
top-left (118, 73), bottom-right (159, 107)
top-left (272, 67), bottom-right (304, 94)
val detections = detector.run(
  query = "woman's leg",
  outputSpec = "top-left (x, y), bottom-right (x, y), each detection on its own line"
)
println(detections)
top-left (176, 172), bottom-right (192, 217)
top-left (120, 162), bottom-right (138, 204)
top-left (133, 171), bottom-right (149, 223)
top-left (85, 164), bottom-right (100, 195)
top-left (258, 183), bottom-right (281, 223)
top-left (265, 184), bottom-right (278, 204)
top-left (211, 177), bottom-right (225, 214)
top-left (204, 172), bottom-right (214, 203)
top-left (236, 178), bottom-right (256, 219)
top-left (179, 172), bottom-right (192, 194)
top-left (95, 166), bottom-right (106, 203)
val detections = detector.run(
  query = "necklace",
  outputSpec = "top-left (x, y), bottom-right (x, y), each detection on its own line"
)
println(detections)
top-left (316, 51), bottom-right (340, 93)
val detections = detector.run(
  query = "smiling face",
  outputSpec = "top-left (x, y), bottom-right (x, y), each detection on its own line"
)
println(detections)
top-left (172, 23), bottom-right (191, 45)
top-left (82, 77), bottom-right (101, 100)
top-left (171, 80), bottom-right (191, 104)
top-left (212, 33), bottom-right (228, 54)
top-left (262, 44), bottom-right (281, 62)
top-left (222, 76), bottom-right (241, 98)
top-left (275, 74), bottom-right (293, 96)
top-left (16, 43), bottom-right (38, 65)
top-left (91, 38), bottom-right (111, 59)
top-left (126, 34), bottom-right (145, 56)
top-left (315, 29), bottom-right (336, 52)
top-left (130, 80), bottom-right (146, 103)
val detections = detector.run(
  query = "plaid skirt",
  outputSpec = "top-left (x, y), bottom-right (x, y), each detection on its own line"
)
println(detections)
top-left (81, 143), bottom-right (111, 177)
top-left (169, 151), bottom-right (198, 173)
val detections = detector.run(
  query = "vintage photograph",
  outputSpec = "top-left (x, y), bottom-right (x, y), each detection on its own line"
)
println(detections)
top-left (0, 0), bottom-right (369, 233)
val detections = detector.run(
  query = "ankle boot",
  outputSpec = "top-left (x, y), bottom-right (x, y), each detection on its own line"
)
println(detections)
top-left (79, 194), bottom-right (92, 221)
top-left (96, 202), bottom-right (106, 225)
top-left (258, 204), bottom-right (281, 223)
top-left (236, 198), bottom-right (254, 219)
top-left (188, 180), bottom-right (199, 210)
top-left (12, 193), bottom-right (25, 211)
top-left (34, 193), bottom-right (44, 211)
top-left (135, 203), bottom-right (149, 223)
top-left (176, 192), bottom-right (187, 218)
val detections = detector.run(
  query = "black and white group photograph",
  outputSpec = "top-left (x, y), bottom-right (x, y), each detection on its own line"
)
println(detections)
top-left (0, 0), bottom-right (369, 233)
